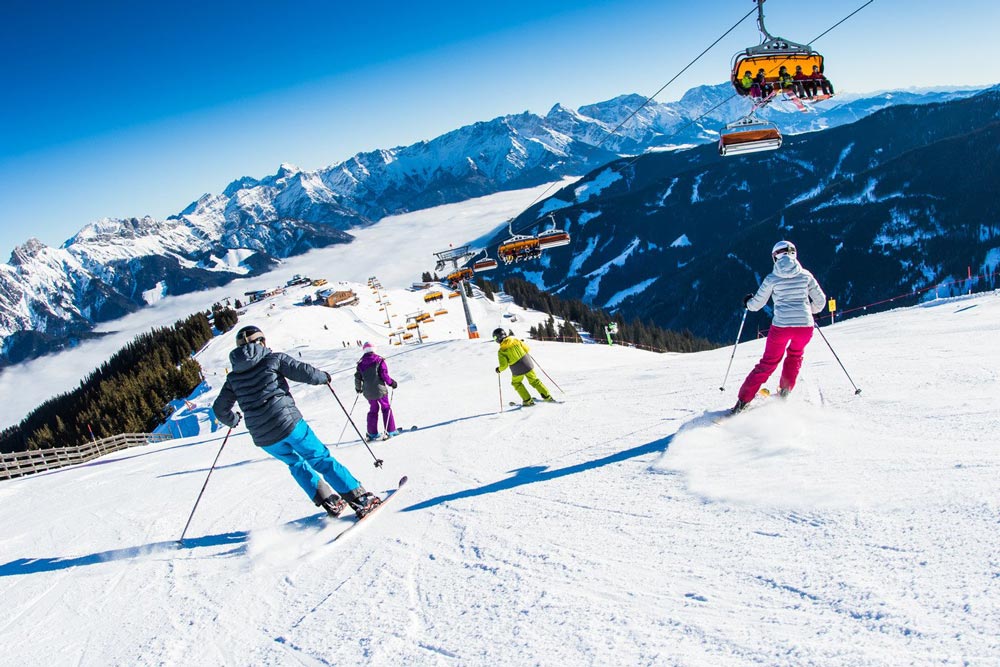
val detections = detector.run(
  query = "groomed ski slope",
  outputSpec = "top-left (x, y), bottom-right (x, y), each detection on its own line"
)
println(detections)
top-left (1, 278), bottom-right (997, 666)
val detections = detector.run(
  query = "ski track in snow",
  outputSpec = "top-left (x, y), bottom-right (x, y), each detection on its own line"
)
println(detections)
top-left (1, 189), bottom-right (998, 666)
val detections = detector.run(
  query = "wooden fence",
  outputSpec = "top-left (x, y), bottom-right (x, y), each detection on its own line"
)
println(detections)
top-left (0, 432), bottom-right (173, 481)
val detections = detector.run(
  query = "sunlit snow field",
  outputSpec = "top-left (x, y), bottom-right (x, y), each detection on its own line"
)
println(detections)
top-left (1, 187), bottom-right (997, 666)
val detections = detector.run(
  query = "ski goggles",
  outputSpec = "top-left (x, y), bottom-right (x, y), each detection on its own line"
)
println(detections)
top-left (772, 246), bottom-right (797, 260)
top-left (239, 331), bottom-right (266, 346)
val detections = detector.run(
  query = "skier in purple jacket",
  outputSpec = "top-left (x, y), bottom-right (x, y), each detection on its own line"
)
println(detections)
top-left (354, 342), bottom-right (400, 440)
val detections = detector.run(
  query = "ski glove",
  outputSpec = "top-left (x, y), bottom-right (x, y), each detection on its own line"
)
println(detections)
top-left (390, 381), bottom-right (398, 389)
top-left (324, 372), bottom-right (332, 384)
top-left (743, 293), bottom-right (754, 308)
top-left (495, 367), bottom-right (501, 374)
top-left (232, 412), bottom-right (242, 428)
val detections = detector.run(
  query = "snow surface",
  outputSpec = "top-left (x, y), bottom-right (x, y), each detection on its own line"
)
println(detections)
top-left (2, 186), bottom-right (999, 666)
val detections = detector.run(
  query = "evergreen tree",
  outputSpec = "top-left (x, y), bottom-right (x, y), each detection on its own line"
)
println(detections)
top-left (502, 277), bottom-right (715, 353)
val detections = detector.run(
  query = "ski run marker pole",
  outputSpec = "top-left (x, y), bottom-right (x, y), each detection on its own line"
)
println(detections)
top-left (328, 383), bottom-right (384, 468)
top-left (813, 321), bottom-right (862, 395)
top-left (719, 308), bottom-right (749, 391)
top-left (177, 427), bottom-right (233, 545)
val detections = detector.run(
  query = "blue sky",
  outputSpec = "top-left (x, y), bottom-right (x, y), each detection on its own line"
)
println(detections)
top-left (1, 0), bottom-right (997, 256)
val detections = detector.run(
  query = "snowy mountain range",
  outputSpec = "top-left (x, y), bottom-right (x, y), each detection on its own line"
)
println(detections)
top-left (0, 83), bottom-right (985, 365)
top-left (489, 87), bottom-right (1000, 341)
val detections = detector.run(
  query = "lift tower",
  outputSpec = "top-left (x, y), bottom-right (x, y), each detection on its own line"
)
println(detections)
top-left (433, 245), bottom-right (479, 339)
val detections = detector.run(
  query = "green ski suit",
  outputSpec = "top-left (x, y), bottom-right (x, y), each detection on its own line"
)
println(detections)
top-left (497, 337), bottom-right (551, 403)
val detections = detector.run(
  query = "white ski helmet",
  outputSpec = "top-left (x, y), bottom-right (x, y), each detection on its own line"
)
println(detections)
top-left (771, 240), bottom-right (797, 261)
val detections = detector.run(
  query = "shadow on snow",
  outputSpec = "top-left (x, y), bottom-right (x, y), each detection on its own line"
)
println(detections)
top-left (0, 513), bottom-right (329, 577)
top-left (402, 432), bottom-right (676, 512)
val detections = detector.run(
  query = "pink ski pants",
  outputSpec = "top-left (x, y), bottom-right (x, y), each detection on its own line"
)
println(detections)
top-left (738, 325), bottom-right (814, 403)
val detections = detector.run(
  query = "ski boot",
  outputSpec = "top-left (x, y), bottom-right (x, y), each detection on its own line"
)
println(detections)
top-left (387, 429), bottom-right (404, 437)
top-left (541, 395), bottom-right (556, 403)
top-left (365, 432), bottom-right (381, 442)
top-left (313, 486), bottom-right (346, 518)
top-left (522, 398), bottom-right (536, 407)
top-left (778, 387), bottom-right (791, 399)
top-left (342, 486), bottom-right (383, 519)
top-left (730, 399), bottom-right (749, 415)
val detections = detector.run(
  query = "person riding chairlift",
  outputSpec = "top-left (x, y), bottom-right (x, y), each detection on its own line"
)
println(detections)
top-left (740, 70), bottom-right (761, 99)
top-left (811, 64), bottom-right (834, 96)
top-left (754, 68), bottom-right (773, 97)
top-left (793, 65), bottom-right (815, 99)
top-left (777, 66), bottom-right (805, 98)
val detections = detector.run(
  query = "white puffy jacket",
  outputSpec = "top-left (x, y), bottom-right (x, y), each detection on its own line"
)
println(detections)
top-left (746, 255), bottom-right (826, 327)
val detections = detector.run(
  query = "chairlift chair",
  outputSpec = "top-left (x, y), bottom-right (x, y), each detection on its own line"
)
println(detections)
top-left (497, 219), bottom-right (542, 264)
top-left (446, 267), bottom-right (474, 285)
top-left (718, 116), bottom-right (782, 157)
top-left (537, 215), bottom-right (571, 249)
top-left (730, 0), bottom-right (830, 111)
top-left (472, 250), bottom-right (499, 272)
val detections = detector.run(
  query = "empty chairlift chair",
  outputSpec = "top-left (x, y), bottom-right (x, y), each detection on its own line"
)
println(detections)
top-left (472, 251), bottom-right (499, 273)
top-left (718, 116), bottom-right (782, 157)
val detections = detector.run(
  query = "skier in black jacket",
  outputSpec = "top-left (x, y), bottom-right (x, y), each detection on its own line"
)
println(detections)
top-left (212, 326), bottom-right (380, 518)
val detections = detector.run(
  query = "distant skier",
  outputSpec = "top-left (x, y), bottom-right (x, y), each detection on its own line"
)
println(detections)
top-left (732, 241), bottom-right (826, 414)
top-left (212, 325), bottom-right (380, 518)
top-left (354, 342), bottom-right (400, 440)
top-left (493, 328), bottom-right (553, 406)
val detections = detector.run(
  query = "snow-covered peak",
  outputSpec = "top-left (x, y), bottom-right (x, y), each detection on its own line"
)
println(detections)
top-left (8, 238), bottom-right (47, 266)
top-left (223, 175), bottom-right (261, 197)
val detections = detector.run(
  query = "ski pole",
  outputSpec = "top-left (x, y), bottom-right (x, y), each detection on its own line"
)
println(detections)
top-left (328, 383), bottom-right (384, 468)
top-left (385, 387), bottom-right (398, 433)
top-left (719, 308), bottom-right (749, 391)
top-left (177, 427), bottom-right (232, 545)
top-left (813, 322), bottom-right (862, 395)
top-left (497, 372), bottom-right (504, 413)
top-left (336, 393), bottom-right (360, 444)
top-left (528, 355), bottom-right (564, 395)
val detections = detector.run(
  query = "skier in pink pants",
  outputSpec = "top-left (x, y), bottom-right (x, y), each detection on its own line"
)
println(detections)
top-left (354, 342), bottom-right (400, 440)
top-left (733, 240), bottom-right (826, 414)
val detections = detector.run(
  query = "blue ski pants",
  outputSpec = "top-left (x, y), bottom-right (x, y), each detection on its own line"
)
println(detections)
top-left (261, 419), bottom-right (360, 499)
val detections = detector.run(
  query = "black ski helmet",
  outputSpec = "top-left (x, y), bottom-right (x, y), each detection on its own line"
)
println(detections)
top-left (236, 325), bottom-right (265, 346)
top-left (492, 327), bottom-right (507, 343)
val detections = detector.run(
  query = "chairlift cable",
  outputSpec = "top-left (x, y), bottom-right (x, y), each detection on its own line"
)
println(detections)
top-left (594, 5), bottom-right (758, 152)
top-left (808, 0), bottom-right (875, 44)
top-left (509, 6), bottom-right (759, 219)
top-left (502, 0), bottom-right (876, 244)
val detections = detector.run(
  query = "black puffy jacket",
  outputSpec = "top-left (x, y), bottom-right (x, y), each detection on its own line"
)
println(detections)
top-left (212, 343), bottom-right (328, 447)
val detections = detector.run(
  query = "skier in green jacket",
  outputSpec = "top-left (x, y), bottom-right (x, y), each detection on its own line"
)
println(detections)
top-left (493, 328), bottom-right (553, 406)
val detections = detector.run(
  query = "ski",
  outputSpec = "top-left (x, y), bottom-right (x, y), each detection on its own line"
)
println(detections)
top-left (329, 476), bottom-right (408, 543)
top-left (508, 400), bottom-right (561, 408)
top-left (713, 388), bottom-right (774, 424)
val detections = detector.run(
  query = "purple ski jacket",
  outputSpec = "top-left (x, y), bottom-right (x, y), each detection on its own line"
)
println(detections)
top-left (354, 352), bottom-right (395, 400)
